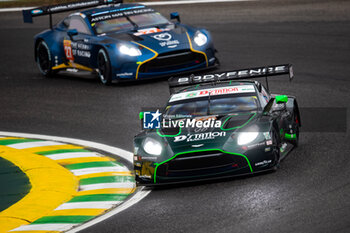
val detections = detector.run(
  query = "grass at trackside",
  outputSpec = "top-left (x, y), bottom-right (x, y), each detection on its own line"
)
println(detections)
top-left (0, 0), bottom-right (158, 8)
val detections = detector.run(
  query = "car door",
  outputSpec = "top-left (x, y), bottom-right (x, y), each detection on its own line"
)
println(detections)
top-left (63, 15), bottom-right (94, 68)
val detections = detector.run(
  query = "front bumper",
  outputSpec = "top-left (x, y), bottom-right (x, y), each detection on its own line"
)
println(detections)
top-left (113, 48), bottom-right (217, 81)
top-left (134, 148), bottom-right (277, 185)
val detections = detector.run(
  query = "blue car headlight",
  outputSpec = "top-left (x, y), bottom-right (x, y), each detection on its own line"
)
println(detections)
top-left (118, 44), bottom-right (142, 56)
top-left (194, 31), bottom-right (208, 47)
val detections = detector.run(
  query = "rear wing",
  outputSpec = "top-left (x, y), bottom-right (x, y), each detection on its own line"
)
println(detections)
top-left (168, 64), bottom-right (293, 93)
top-left (23, 0), bottom-right (122, 28)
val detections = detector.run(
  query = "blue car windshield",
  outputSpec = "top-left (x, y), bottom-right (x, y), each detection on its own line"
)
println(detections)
top-left (165, 96), bottom-right (259, 118)
top-left (94, 12), bottom-right (170, 34)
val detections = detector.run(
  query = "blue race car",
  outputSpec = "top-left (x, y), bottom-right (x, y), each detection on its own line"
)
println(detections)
top-left (23, 0), bottom-right (218, 85)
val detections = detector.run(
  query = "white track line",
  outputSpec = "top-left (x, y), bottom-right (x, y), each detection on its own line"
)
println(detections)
top-left (0, 131), bottom-right (133, 163)
top-left (0, 0), bottom-right (254, 13)
top-left (70, 166), bottom-right (129, 176)
top-left (55, 201), bottom-right (121, 210)
top-left (7, 140), bottom-right (65, 149)
top-left (80, 182), bottom-right (136, 191)
top-left (46, 152), bottom-right (101, 160)
top-left (66, 186), bottom-right (151, 233)
top-left (10, 223), bottom-right (76, 231)
top-left (0, 131), bottom-right (151, 233)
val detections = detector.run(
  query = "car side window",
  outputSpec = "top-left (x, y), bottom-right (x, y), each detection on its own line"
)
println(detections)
top-left (68, 16), bottom-right (91, 35)
top-left (258, 85), bottom-right (271, 108)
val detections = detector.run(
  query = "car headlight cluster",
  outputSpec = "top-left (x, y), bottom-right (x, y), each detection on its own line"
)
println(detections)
top-left (142, 137), bottom-right (162, 156)
top-left (119, 44), bottom-right (142, 56)
top-left (193, 31), bottom-right (208, 46)
top-left (237, 132), bottom-right (259, 145)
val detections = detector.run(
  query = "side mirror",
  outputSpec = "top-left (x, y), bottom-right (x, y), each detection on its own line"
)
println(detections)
top-left (275, 95), bottom-right (288, 104)
top-left (67, 29), bottom-right (78, 38)
top-left (170, 12), bottom-right (181, 22)
top-left (139, 112), bottom-right (144, 129)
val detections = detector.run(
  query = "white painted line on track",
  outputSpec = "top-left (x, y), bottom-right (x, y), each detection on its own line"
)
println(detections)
top-left (10, 223), bottom-right (76, 231)
top-left (0, 0), bottom-right (255, 12)
top-left (7, 140), bottom-right (65, 149)
top-left (80, 182), bottom-right (136, 191)
top-left (46, 152), bottom-right (101, 160)
top-left (66, 186), bottom-right (151, 233)
top-left (70, 166), bottom-right (129, 176)
top-left (55, 201), bottom-right (121, 210)
top-left (0, 131), bottom-right (151, 233)
top-left (0, 131), bottom-right (133, 163)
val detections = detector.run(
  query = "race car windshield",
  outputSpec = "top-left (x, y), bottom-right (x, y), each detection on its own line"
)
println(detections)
top-left (128, 12), bottom-right (170, 28)
top-left (165, 96), bottom-right (258, 118)
top-left (94, 17), bottom-right (134, 34)
top-left (94, 13), bottom-right (170, 34)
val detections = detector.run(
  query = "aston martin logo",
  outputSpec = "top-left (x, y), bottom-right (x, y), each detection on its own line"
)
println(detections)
top-left (152, 33), bottom-right (172, 41)
top-left (191, 144), bottom-right (204, 148)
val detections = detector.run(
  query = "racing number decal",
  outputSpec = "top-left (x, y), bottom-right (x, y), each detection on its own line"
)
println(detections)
top-left (64, 40), bottom-right (74, 61)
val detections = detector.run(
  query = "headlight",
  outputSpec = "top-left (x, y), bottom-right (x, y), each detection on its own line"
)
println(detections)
top-left (142, 137), bottom-right (162, 156)
top-left (119, 44), bottom-right (141, 56)
top-left (237, 132), bottom-right (259, 145)
top-left (194, 31), bottom-right (208, 46)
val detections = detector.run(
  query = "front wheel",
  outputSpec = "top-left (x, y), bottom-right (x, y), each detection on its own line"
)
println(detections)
top-left (290, 109), bottom-right (300, 147)
top-left (97, 48), bottom-right (112, 85)
top-left (35, 40), bottom-right (54, 77)
top-left (271, 127), bottom-right (281, 171)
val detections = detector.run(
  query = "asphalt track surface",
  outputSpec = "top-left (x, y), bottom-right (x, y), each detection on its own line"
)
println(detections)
top-left (0, 0), bottom-right (349, 232)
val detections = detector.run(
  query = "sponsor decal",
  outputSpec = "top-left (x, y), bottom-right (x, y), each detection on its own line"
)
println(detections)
top-left (152, 33), bottom-right (179, 48)
top-left (134, 28), bottom-right (168, 36)
top-left (191, 144), bottom-right (204, 148)
top-left (266, 140), bottom-right (273, 145)
top-left (264, 147), bottom-right (271, 152)
top-left (63, 40), bottom-right (74, 61)
top-left (255, 160), bottom-right (272, 166)
top-left (174, 132), bottom-right (226, 142)
top-left (280, 143), bottom-right (287, 153)
top-left (152, 33), bottom-right (172, 41)
top-left (175, 65), bottom-right (290, 85)
top-left (49, 0), bottom-right (99, 12)
top-left (246, 142), bottom-right (265, 149)
top-left (143, 110), bottom-right (162, 129)
top-left (116, 72), bottom-right (133, 77)
top-left (31, 9), bottom-right (43, 15)
top-left (263, 132), bottom-right (271, 140)
top-left (169, 85), bottom-right (255, 102)
top-left (91, 8), bottom-right (154, 22)
top-left (64, 40), bottom-right (91, 60)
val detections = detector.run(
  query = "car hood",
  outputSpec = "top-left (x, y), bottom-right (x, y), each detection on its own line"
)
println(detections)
top-left (106, 26), bottom-right (191, 53)
top-left (157, 112), bottom-right (259, 154)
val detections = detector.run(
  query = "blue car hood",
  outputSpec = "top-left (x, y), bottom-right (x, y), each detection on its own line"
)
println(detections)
top-left (107, 27), bottom-right (191, 53)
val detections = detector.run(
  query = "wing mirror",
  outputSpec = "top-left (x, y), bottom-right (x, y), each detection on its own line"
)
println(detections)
top-left (67, 29), bottom-right (78, 38)
top-left (170, 12), bottom-right (181, 22)
top-left (275, 95), bottom-right (288, 104)
top-left (263, 95), bottom-right (288, 114)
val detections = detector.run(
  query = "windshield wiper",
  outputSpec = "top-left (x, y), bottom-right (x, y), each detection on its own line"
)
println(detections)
top-left (125, 15), bottom-right (139, 31)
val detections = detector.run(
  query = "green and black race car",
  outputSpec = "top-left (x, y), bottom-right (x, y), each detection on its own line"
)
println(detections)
top-left (134, 64), bottom-right (301, 185)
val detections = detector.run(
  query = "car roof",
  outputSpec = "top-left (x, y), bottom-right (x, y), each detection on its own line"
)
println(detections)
top-left (80, 3), bottom-right (147, 17)
top-left (176, 80), bottom-right (258, 93)
top-left (169, 81), bottom-right (258, 103)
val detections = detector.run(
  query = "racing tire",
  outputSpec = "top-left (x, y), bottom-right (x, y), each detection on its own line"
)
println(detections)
top-left (35, 40), bottom-right (55, 77)
top-left (290, 109), bottom-right (300, 147)
top-left (97, 48), bottom-right (112, 85)
top-left (271, 127), bottom-right (281, 171)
